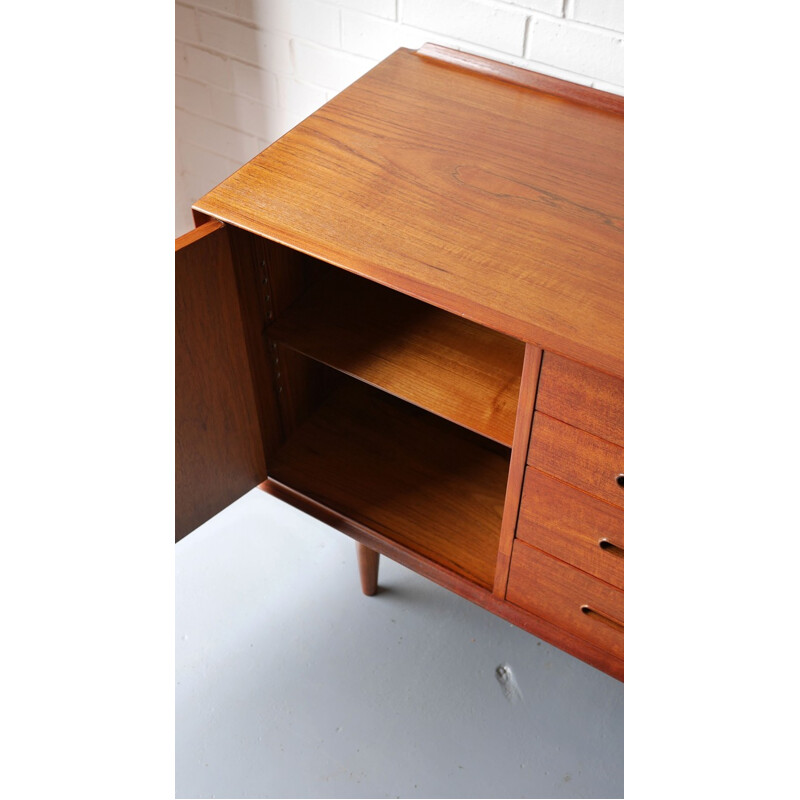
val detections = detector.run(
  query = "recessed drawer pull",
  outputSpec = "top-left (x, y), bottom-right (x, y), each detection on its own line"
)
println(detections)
top-left (581, 605), bottom-right (624, 633)
top-left (616, 473), bottom-right (623, 488)
top-left (598, 539), bottom-right (624, 558)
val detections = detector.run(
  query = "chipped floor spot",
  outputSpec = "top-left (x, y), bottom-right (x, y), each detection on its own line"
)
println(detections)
top-left (495, 663), bottom-right (523, 703)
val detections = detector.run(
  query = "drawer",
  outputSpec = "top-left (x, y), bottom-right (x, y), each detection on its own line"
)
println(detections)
top-left (536, 352), bottom-right (623, 446)
top-left (528, 413), bottom-right (624, 508)
top-left (507, 541), bottom-right (623, 660)
top-left (518, 469), bottom-right (623, 589)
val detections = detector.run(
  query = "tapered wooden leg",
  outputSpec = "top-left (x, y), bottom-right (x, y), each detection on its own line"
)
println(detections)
top-left (356, 543), bottom-right (380, 596)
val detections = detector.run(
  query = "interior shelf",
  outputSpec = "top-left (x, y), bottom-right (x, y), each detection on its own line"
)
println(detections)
top-left (269, 268), bottom-right (525, 446)
top-left (269, 377), bottom-right (509, 589)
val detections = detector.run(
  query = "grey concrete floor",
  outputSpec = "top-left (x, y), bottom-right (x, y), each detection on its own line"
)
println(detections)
top-left (176, 488), bottom-right (623, 799)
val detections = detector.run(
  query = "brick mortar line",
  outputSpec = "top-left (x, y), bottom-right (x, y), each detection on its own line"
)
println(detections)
top-left (177, 35), bottom-right (619, 98)
top-left (526, 9), bottom-right (624, 37)
top-left (175, 139), bottom-right (244, 171)
top-left (176, 133), bottom-right (264, 164)
top-left (175, 89), bottom-right (333, 119)
top-left (177, 16), bottom-right (622, 95)
top-left (315, 0), bottom-right (399, 23)
top-left (176, 33), bottom-right (376, 74)
top-left (177, 4), bottom-right (360, 65)
top-left (177, 3), bottom-right (269, 33)
top-left (176, 87), bottom-right (311, 122)
top-left (399, 0), bottom-right (548, 18)
top-left (175, 36), bottom-right (289, 73)
top-left (337, 18), bottom-right (544, 63)
top-left (175, 37), bottom-right (287, 76)
top-left (175, 57), bottom-right (330, 95)
top-left (178, 0), bottom-right (622, 38)
top-left (177, 83), bottom-right (330, 116)
top-left (178, 15), bottom-right (622, 70)
top-left (175, 104), bottom-right (267, 142)
top-left (176, 140), bottom-right (241, 166)
top-left (176, 78), bottom-right (276, 108)
top-left (513, 55), bottom-right (624, 93)
top-left (492, 0), bottom-right (566, 21)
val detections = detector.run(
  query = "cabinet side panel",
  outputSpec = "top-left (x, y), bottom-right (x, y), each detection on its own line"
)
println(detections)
top-left (176, 222), bottom-right (268, 541)
top-left (192, 208), bottom-right (213, 228)
top-left (226, 229), bottom-right (287, 460)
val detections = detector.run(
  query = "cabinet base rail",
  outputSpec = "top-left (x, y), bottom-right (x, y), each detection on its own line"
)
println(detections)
top-left (259, 478), bottom-right (624, 681)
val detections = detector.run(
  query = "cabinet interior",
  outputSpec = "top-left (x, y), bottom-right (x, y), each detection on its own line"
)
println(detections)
top-left (248, 236), bottom-right (523, 589)
top-left (269, 266), bottom-right (525, 446)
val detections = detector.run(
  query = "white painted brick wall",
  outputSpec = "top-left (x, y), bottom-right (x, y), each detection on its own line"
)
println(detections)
top-left (196, 11), bottom-right (262, 64)
top-left (257, 0), bottom-right (342, 49)
top-left (569, 0), bottom-right (623, 32)
top-left (333, 0), bottom-right (397, 19)
top-left (292, 39), bottom-right (375, 89)
top-left (402, 0), bottom-right (529, 56)
top-left (526, 14), bottom-right (623, 86)
top-left (176, 0), bottom-right (625, 235)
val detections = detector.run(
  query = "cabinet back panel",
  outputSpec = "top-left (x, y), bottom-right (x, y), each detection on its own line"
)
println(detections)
top-left (270, 265), bottom-right (524, 445)
top-left (270, 375), bottom-right (509, 589)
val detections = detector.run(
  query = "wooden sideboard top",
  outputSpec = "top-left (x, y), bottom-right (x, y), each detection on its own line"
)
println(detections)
top-left (195, 45), bottom-right (623, 377)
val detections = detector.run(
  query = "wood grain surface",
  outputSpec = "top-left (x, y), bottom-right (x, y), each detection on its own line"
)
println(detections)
top-left (225, 226), bottom-right (286, 460)
top-left (195, 45), bottom-right (623, 377)
top-left (175, 221), bottom-right (267, 540)
top-left (180, 43), bottom-right (625, 679)
top-left (528, 413), bottom-right (624, 508)
top-left (269, 377), bottom-right (509, 589)
top-left (493, 343), bottom-right (541, 596)
top-left (517, 469), bottom-right (624, 589)
top-left (270, 266), bottom-right (524, 445)
top-left (536, 352), bottom-right (623, 446)
top-left (356, 543), bottom-right (380, 596)
top-left (507, 540), bottom-right (623, 660)
top-left (260, 478), bottom-right (623, 681)
top-left (417, 43), bottom-right (624, 114)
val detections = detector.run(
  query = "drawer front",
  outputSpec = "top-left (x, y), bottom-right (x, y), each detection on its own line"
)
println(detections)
top-left (507, 541), bottom-right (623, 660)
top-left (528, 413), bottom-right (624, 508)
top-left (518, 469), bottom-right (624, 589)
top-left (536, 352), bottom-right (623, 446)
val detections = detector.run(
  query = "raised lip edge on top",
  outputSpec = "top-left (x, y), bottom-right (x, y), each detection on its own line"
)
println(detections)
top-left (415, 43), bottom-right (624, 116)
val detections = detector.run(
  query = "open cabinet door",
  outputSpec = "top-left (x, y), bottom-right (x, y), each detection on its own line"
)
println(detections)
top-left (176, 220), bottom-right (268, 541)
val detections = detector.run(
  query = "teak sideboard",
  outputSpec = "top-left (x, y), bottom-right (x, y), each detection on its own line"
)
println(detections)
top-left (176, 45), bottom-right (624, 681)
